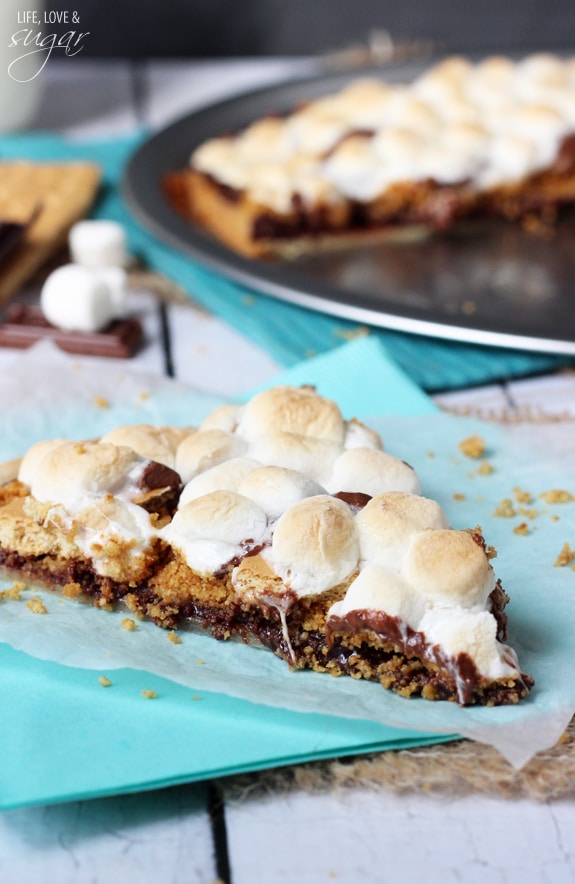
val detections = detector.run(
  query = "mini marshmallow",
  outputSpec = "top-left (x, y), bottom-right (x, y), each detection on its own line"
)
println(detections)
top-left (238, 386), bottom-right (345, 444)
top-left (403, 529), bottom-right (495, 609)
top-left (327, 448), bottom-right (420, 497)
top-left (100, 425), bottom-right (193, 470)
top-left (175, 430), bottom-right (248, 484)
top-left (356, 492), bottom-right (449, 569)
top-left (179, 457), bottom-right (261, 507)
top-left (69, 220), bottom-right (128, 269)
top-left (237, 465), bottom-right (325, 521)
top-left (330, 563), bottom-right (426, 627)
top-left (162, 490), bottom-right (268, 575)
top-left (269, 495), bottom-right (358, 596)
top-left (41, 264), bottom-right (116, 333)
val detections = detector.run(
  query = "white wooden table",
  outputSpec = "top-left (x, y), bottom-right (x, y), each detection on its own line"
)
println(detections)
top-left (0, 58), bottom-right (574, 884)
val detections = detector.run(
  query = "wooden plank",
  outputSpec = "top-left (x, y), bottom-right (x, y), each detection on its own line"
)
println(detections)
top-left (224, 787), bottom-right (575, 884)
top-left (0, 785), bottom-right (216, 884)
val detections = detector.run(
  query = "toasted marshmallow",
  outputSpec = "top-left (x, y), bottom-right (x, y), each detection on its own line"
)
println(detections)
top-left (175, 430), bottom-right (248, 484)
top-left (199, 404), bottom-right (244, 433)
top-left (162, 490), bottom-right (268, 575)
top-left (179, 457), bottom-right (261, 507)
top-left (249, 432), bottom-right (341, 486)
top-left (343, 418), bottom-right (383, 451)
top-left (18, 439), bottom-right (69, 488)
top-left (330, 563), bottom-right (426, 627)
top-left (238, 386), bottom-right (345, 444)
top-left (238, 465), bottom-right (325, 520)
top-left (327, 448), bottom-right (420, 497)
top-left (268, 495), bottom-right (358, 595)
top-left (69, 220), bottom-right (129, 269)
top-left (403, 529), bottom-right (495, 609)
top-left (418, 608), bottom-right (519, 680)
top-left (41, 264), bottom-right (115, 333)
top-left (100, 425), bottom-right (193, 470)
top-left (29, 441), bottom-right (146, 509)
top-left (356, 492), bottom-right (448, 569)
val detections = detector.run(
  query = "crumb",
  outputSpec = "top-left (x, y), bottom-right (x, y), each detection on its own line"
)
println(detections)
top-left (121, 617), bottom-right (137, 631)
top-left (62, 582), bottom-right (83, 598)
top-left (476, 460), bottom-right (495, 476)
top-left (167, 631), bottom-right (181, 644)
top-left (493, 499), bottom-right (516, 518)
top-left (551, 515), bottom-right (560, 522)
top-left (513, 522), bottom-right (530, 536)
top-left (540, 489), bottom-right (575, 504)
top-left (486, 545), bottom-right (497, 560)
top-left (192, 695), bottom-right (202, 701)
top-left (453, 493), bottom-right (465, 501)
top-left (242, 294), bottom-right (255, 307)
top-left (517, 506), bottom-right (540, 521)
top-left (513, 487), bottom-right (533, 504)
top-left (459, 435), bottom-right (486, 458)
top-left (461, 299), bottom-right (477, 315)
top-left (554, 542), bottom-right (574, 567)
top-left (93, 396), bottom-right (110, 409)
top-left (476, 495), bottom-right (485, 502)
top-left (141, 689), bottom-right (157, 699)
top-left (196, 659), bottom-right (205, 665)
top-left (98, 675), bottom-right (112, 688)
top-left (427, 451), bottom-right (435, 458)
top-left (138, 390), bottom-right (150, 401)
top-left (26, 597), bottom-right (47, 614)
top-left (0, 580), bottom-right (27, 601)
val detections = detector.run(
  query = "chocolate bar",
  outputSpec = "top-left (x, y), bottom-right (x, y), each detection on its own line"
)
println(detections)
top-left (0, 304), bottom-right (143, 358)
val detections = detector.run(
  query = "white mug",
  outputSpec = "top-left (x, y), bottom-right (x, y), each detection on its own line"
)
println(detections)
top-left (0, 0), bottom-right (44, 132)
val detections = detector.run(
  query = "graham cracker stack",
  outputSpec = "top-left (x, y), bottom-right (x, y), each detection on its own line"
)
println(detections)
top-left (0, 161), bottom-right (101, 306)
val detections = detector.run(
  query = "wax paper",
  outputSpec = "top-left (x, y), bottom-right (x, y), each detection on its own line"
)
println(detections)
top-left (0, 338), bottom-right (573, 798)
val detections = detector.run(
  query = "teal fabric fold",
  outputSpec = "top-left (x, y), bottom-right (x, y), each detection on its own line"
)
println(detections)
top-left (1, 132), bottom-right (571, 391)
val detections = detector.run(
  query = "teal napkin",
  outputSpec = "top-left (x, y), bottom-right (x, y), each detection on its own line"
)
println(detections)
top-left (0, 133), bottom-right (571, 391)
top-left (0, 338), bottom-right (455, 811)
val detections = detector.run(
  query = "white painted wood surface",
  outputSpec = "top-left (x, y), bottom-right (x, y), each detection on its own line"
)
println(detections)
top-left (0, 58), bottom-right (574, 884)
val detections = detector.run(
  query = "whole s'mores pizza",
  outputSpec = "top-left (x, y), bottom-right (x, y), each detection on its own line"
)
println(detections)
top-left (0, 386), bottom-right (533, 706)
top-left (177, 53), bottom-right (575, 257)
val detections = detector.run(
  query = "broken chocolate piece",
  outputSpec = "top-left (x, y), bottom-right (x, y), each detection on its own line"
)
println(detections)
top-left (0, 304), bottom-right (142, 358)
top-left (0, 221), bottom-right (28, 266)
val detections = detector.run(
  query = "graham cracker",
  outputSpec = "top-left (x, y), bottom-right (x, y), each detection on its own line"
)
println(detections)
top-left (0, 161), bottom-right (101, 306)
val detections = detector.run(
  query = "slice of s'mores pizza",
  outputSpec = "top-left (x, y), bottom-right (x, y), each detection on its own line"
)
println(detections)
top-left (0, 385), bottom-right (533, 706)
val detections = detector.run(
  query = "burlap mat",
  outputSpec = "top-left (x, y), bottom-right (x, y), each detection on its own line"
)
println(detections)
top-left (223, 385), bottom-right (575, 803)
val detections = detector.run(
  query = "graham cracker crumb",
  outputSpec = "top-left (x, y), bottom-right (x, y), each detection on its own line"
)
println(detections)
top-left (26, 597), bottom-right (47, 614)
top-left (513, 522), bottom-right (530, 536)
top-left (192, 695), bottom-right (202, 700)
top-left (138, 390), bottom-right (150, 401)
top-left (493, 498), bottom-right (516, 518)
top-left (453, 493), bottom-right (465, 501)
top-left (196, 659), bottom-right (205, 665)
top-left (98, 675), bottom-right (112, 687)
top-left (167, 630), bottom-right (182, 644)
top-left (93, 396), bottom-right (110, 409)
top-left (540, 490), bottom-right (575, 504)
top-left (121, 617), bottom-right (137, 631)
top-left (476, 460), bottom-right (495, 476)
top-left (141, 689), bottom-right (157, 699)
top-left (459, 435), bottom-right (486, 458)
top-left (0, 580), bottom-right (27, 601)
top-left (242, 294), bottom-right (255, 307)
top-left (554, 543), bottom-right (575, 567)
top-left (517, 506), bottom-right (540, 520)
top-left (486, 545), bottom-right (497, 560)
top-left (513, 487), bottom-right (533, 504)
